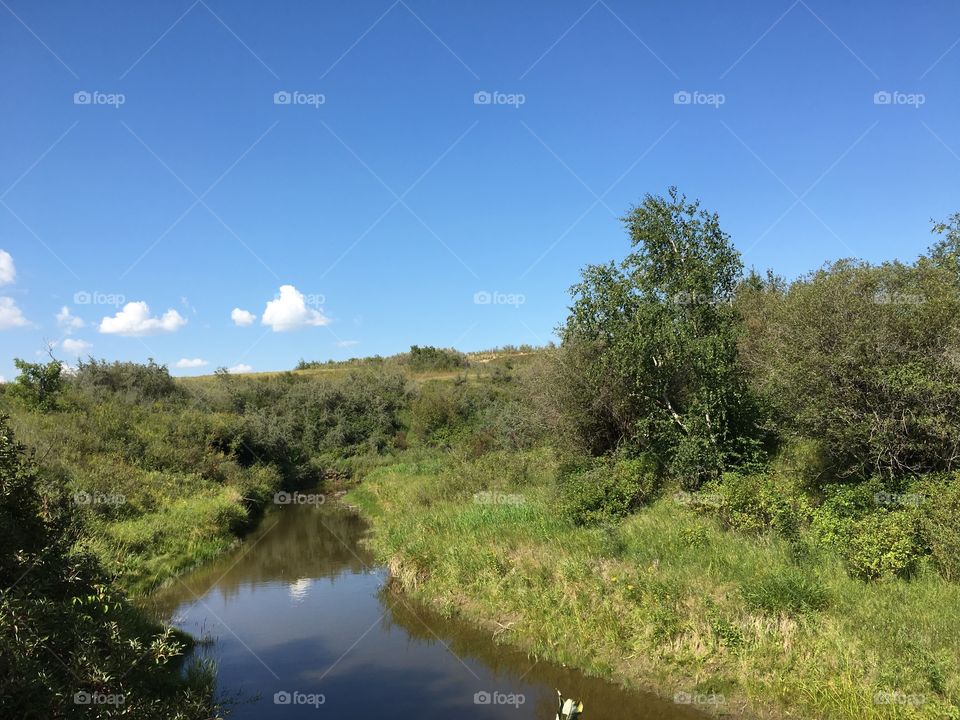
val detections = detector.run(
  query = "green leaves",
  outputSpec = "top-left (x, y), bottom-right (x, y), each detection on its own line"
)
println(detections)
top-left (558, 188), bottom-right (762, 484)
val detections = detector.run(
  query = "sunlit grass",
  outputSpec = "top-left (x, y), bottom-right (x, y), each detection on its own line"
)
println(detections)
top-left (350, 451), bottom-right (960, 720)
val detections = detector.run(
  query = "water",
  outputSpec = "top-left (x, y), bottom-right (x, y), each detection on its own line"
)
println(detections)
top-left (147, 500), bottom-right (708, 719)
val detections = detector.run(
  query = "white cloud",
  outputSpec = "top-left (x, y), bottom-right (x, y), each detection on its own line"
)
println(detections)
top-left (61, 338), bottom-right (92, 356)
top-left (261, 285), bottom-right (329, 332)
top-left (175, 357), bottom-right (208, 369)
top-left (227, 363), bottom-right (253, 374)
top-left (0, 297), bottom-right (29, 329)
top-left (99, 301), bottom-right (187, 336)
top-left (231, 307), bottom-right (256, 326)
top-left (0, 250), bottom-right (15, 285)
top-left (56, 306), bottom-right (85, 333)
top-left (336, 339), bottom-right (360, 347)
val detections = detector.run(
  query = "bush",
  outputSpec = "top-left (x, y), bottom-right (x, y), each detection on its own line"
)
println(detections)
top-left (844, 510), bottom-right (925, 580)
top-left (558, 455), bottom-right (658, 526)
top-left (405, 345), bottom-right (469, 372)
top-left (919, 474), bottom-right (960, 580)
top-left (71, 358), bottom-right (181, 404)
top-left (706, 471), bottom-right (812, 539)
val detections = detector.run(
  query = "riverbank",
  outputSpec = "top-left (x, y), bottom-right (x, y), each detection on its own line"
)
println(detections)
top-left (348, 448), bottom-right (960, 720)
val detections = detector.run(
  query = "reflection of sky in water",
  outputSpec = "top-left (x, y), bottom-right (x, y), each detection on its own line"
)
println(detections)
top-left (157, 503), bottom-right (706, 720)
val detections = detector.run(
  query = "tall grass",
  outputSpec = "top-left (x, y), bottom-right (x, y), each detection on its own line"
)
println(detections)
top-left (349, 451), bottom-right (960, 720)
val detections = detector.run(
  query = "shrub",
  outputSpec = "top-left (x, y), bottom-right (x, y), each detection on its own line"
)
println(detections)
top-left (558, 455), bottom-right (658, 526)
top-left (8, 359), bottom-right (63, 411)
top-left (844, 510), bottom-right (925, 580)
top-left (704, 471), bottom-right (812, 539)
top-left (71, 358), bottom-right (181, 404)
top-left (918, 473), bottom-right (960, 580)
top-left (405, 345), bottom-right (469, 372)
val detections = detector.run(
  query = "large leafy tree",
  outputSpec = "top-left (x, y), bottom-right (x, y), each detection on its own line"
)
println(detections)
top-left (559, 188), bottom-right (762, 486)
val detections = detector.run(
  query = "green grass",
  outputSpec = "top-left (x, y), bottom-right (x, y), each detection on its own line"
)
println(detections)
top-left (349, 449), bottom-right (960, 720)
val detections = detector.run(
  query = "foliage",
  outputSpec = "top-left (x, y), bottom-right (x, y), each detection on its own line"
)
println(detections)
top-left (736, 252), bottom-right (960, 481)
top-left (0, 415), bottom-right (215, 718)
top-left (8, 358), bottom-right (63, 411)
top-left (404, 345), bottom-right (469, 372)
top-left (556, 188), bottom-right (765, 486)
top-left (71, 358), bottom-right (181, 404)
top-left (557, 454), bottom-right (658, 525)
top-left (918, 473), bottom-right (960, 581)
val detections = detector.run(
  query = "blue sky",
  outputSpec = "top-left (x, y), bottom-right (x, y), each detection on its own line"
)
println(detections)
top-left (1, 0), bottom-right (959, 378)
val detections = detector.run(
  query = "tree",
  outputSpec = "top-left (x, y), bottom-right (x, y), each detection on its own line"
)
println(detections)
top-left (558, 188), bottom-right (762, 486)
top-left (9, 358), bottom-right (63, 411)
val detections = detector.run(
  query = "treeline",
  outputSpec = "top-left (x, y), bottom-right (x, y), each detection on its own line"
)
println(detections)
top-left (542, 188), bottom-right (960, 581)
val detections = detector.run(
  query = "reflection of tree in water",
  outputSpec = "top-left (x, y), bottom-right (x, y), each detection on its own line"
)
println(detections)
top-left (381, 588), bottom-right (708, 720)
top-left (147, 503), bottom-right (374, 617)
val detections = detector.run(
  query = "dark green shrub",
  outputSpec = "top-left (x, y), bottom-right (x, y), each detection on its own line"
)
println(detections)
top-left (405, 345), bottom-right (469, 372)
top-left (71, 358), bottom-right (181, 404)
top-left (558, 455), bottom-right (658, 526)
top-left (918, 474), bottom-right (960, 580)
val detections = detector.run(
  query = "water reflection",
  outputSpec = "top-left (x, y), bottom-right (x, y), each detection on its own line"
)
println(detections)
top-left (147, 502), bottom-right (709, 719)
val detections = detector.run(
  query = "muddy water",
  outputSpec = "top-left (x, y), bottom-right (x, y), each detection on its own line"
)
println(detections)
top-left (147, 501), bottom-right (708, 719)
